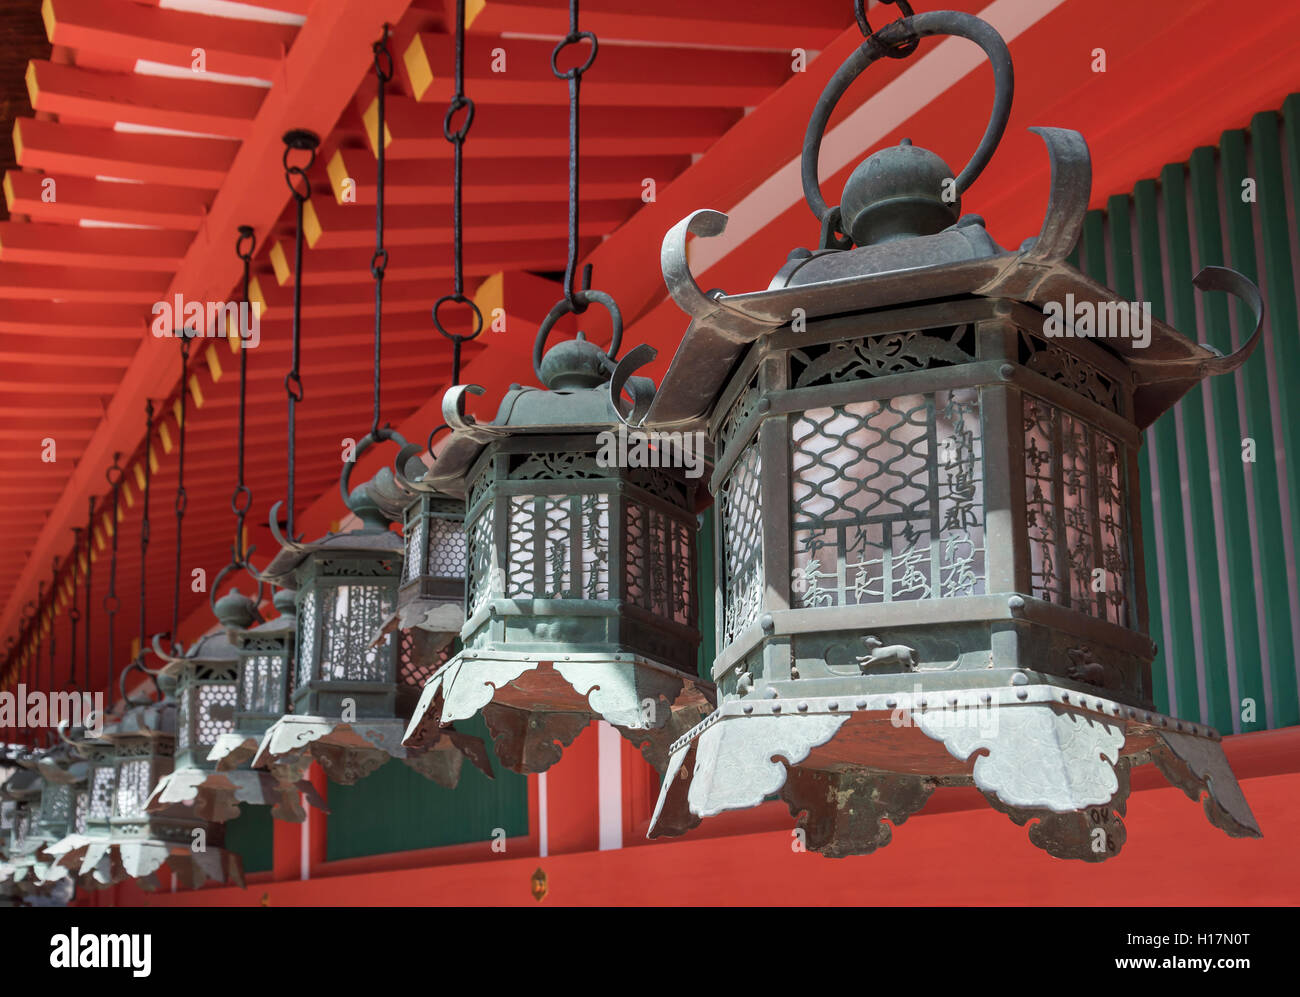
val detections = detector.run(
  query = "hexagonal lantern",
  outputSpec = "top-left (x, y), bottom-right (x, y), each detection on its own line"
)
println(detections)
top-left (252, 456), bottom-right (491, 788)
top-left (19, 737), bottom-right (89, 896)
top-left (72, 670), bottom-right (244, 891)
top-left (208, 587), bottom-right (297, 771)
top-left (147, 589), bottom-right (325, 822)
top-left (634, 8), bottom-right (1265, 860)
top-left (381, 448), bottom-right (469, 650)
top-left (0, 755), bottom-right (43, 896)
top-left (399, 328), bottom-right (714, 791)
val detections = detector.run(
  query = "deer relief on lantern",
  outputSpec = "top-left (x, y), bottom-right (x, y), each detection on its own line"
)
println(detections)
top-left (251, 434), bottom-right (492, 790)
top-left (400, 298), bottom-right (714, 806)
top-left (627, 7), bottom-right (1266, 860)
top-left (146, 589), bottom-right (326, 823)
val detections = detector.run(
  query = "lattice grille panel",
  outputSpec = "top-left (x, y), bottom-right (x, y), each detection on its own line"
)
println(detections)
top-left (241, 652), bottom-right (287, 714)
top-left (114, 759), bottom-right (151, 818)
top-left (1023, 394), bottom-right (1130, 624)
top-left (89, 765), bottom-right (115, 819)
top-left (625, 502), bottom-right (693, 625)
top-left (467, 504), bottom-right (495, 617)
top-left (316, 584), bottom-right (394, 682)
top-left (197, 683), bottom-right (237, 749)
top-left (506, 494), bottom-right (610, 600)
top-left (719, 442), bottom-right (763, 644)
top-left (426, 515), bottom-right (468, 577)
top-left (790, 388), bottom-right (985, 607)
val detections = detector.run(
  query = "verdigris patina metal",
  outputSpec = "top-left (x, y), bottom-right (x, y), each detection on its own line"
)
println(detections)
top-left (252, 446), bottom-right (492, 789)
top-left (147, 589), bottom-right (326, 822)
top-left (399, 315), bottom-right (714, 804)
top-left (63, 665), bottom-right (245, 891)
top-left (626, 6), bottom-right (1263, 861)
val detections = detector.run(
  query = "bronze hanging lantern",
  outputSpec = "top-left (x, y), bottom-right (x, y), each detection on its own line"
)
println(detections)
top-left (400, 3), bottom-right (714, 792)
top-left (209, 587), bottom-right (296, 769)
top-left (630, 6), bottom-right (1264, 860)
top-left (146, 590), bottom-right (326, 821)
top-left (253, 454), bottom-right (490, 788)
top-left (74, 665), bottom-right (245, 891)
top-left (253, 99), bottom-right (491, 791)
top-left (399, 322), bottom-right (714, 787)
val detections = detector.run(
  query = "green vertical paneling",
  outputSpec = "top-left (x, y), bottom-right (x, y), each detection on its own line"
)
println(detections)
top-left (324, 712), bottom-right (528, 862)
top-left (1188, 144), bottom-right (1268, 734)
top-left (1160, 162), bottom-right (1232, 728)
top-left (1221, 127), bottom-right (1295, 730)
top-left (223, 804), bottom-right (273, 874)
top-left (1251, 110), bottom-right (1300, 726)
top-left (696, 509), bottom-right (716, 679)
top-left (1105, 194), bottom-right (1169, 714)
top-left (1138, 182), bottom-right (1200, 717)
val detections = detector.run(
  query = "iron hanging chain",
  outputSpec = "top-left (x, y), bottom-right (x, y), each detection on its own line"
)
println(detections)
top-left (48, 559), bottom-right (59, 685)
top-left (430, 0), bottom-right (483, 398)
top-left (137, 401), bottom-right (153, 662)
top-left (83, 495), bottom-right (94, 691)
top-left (105, 453), bottom-right (124, 698)
top-left (171, 337), bottom-right (190, 653)
top-left (282, 130), bottom-right (319, 541)
top-left (530, 0), bottom-right (624, 386)
top-left (68, 527), bottom-right (82, 690)
top-left (854, 0), bottom-right (920, 57)
top-left (212, 227), bottom-right (259, 609)
top-left (371, 26), bottom-right (393, 440)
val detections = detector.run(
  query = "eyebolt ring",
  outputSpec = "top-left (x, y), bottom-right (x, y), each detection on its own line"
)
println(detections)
top-left (432, 293), bottom-right (484, 343)
top-left (550, 31), bottom-right (598, 80)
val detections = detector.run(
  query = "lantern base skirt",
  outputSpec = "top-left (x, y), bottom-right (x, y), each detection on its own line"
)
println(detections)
top-left (209, 731), bottom-right (262, 771)
top-left (146, 768), bottom-right (327, 823)
top-left (402, 650), bottom-right (716, 779)
top-left (650, 683), bottom-right (1261, 862)
top-left (374, 597), bottom-right (463, 651)
top-left (76, 837), bottom-right (245, 891)
top-left (252, 714), bottom-right (492, 788)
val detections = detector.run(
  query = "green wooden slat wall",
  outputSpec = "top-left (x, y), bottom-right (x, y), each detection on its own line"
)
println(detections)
top-left (223, 804), bottom-right (273, 874)
top-left (1077, 93), bottom-right (1300, 733)
top-left (325, 712), bottom-right (528, 862)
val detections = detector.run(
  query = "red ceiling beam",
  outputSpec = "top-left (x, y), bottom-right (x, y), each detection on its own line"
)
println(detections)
top-left (0, 0), bottom-right (418, 651)
top-left (0, 262), bottom-right (167, 302)
top-left (325, 146), bottom-right (687, 205)
top-left (13, 118), bottom-right (237, 187)
top-left (26, 60), bottom-right (265, 140)
top-left (366, 96), bottom-right (739, 158)
top-left (4, 170), bottom-right (210, 230)
top-left (0, 221), bottom-right (191, 269)
top-left (463, 0), bottom-right (852, 50)
top-left (401, 32), bottom-right (790, 107)
top-left (42, 0), bottom-right (299, 81)
top-left (266, 236), bottom-right (580, 284)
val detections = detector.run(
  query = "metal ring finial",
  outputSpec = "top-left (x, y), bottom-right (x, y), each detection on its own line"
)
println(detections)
top-left (801, 9), bottom-right (1013, 234)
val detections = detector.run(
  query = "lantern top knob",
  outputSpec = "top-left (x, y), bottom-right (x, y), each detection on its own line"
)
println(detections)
top-left (538, 333), bottom-right (612, 390)
top-left (345, 471), bottom-right (397, 531)
top-left (839, 139), bottom-right (960, 246)
top-left (213, 587), bottom-right (258, 631)
top-left (272, 587), bottom-right (296, 618)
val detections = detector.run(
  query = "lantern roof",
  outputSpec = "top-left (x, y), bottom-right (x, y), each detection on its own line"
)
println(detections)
top-left (260, 468), bottom-right (404, 586)
top-left (420, 338), bottom-right (658, 498)
top-left (639, 129), bottom-right (1264, 433)
top-left (234, 588), bottom-right (297, 643)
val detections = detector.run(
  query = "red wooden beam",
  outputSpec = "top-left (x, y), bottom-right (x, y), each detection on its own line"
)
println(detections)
top-left (363, 96), bottom-right (739, 158)
top-left (26, 60), bottom-right (265, 139)
top-left (4, 170), bottom-right (210, 230)
top-left (13, 117), bottom-right (236, 187)
top-left (464, 0), bottom-right (852, 51)
top-left (0, 0), bottom-right (418, 652)
top-left (42, 0), bottom-right (299, 81)
top-left (402, 32), bottom-right (791, 107)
